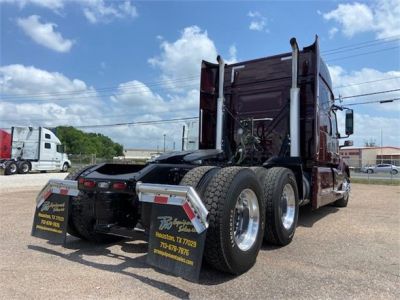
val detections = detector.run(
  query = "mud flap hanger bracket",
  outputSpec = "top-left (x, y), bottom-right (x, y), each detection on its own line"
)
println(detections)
top-left (136, 182), bottom-right (209, 234)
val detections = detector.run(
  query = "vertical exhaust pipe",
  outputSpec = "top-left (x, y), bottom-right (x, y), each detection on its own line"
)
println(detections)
top-left (216, 55), bottom-right (225, 150)
top-left (290, 38), bottom-right (300, 157)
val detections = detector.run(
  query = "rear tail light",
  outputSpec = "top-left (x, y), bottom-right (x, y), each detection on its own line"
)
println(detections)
top-left (78, 178), bottom-right (85, 185)
top-left (83, 180), bottom-right (96, 188)
top-left (112, 182), bottom-right (127, 190)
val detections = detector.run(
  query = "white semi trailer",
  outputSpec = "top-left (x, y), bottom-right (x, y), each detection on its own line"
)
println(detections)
top-left (0, 127), bottom-right (71, 175)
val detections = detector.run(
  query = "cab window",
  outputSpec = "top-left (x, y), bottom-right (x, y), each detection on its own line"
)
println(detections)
top-left (44, 143), bottom-right (51, 149)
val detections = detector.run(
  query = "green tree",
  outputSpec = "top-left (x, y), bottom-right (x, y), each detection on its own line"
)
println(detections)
top-left (55, 126), bottom-right (124, 159)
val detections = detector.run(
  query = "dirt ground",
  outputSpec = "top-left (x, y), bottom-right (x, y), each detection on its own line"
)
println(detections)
top-left (0, 174), bottom-right (399, 299)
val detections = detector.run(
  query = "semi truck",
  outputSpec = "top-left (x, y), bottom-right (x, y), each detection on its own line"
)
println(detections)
top-left (33, 37), bottom-right (354, 276)
top-left (0, 129), bottom-right (11, 160)
top-left (0, 126), bottom-right (71, 175)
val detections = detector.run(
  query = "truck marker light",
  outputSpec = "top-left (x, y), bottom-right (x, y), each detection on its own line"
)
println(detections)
top-left (154, 195), bottom-right (169, 204)
top-left (83, 180), bottom-right (96, 188)
top-left (112, 182), bottom-right (127, 190)
top-left (182, 201), bottom-right (196, 220)
top-left (97, 182), bottom-right (110, 189)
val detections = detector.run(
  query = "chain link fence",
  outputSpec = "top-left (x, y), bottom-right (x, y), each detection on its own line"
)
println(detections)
top-left (68, 154), bottom-right (149, 170)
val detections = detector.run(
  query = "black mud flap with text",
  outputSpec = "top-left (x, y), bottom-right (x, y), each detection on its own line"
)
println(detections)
top-left (137, 182), bottom-right (209, 282)
top-left (147, 204), bottom-right (207, 282)
top-left (31, 180), bottom-right (79, 244)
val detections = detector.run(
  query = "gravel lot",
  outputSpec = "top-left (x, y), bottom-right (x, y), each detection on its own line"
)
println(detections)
top-left (0, 174), bottom-right (399, 299)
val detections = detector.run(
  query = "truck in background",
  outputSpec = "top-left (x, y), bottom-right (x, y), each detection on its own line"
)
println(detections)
top-left (0, 129), bottom-right (11, 160)
top-left (0, 127), bottom-right (71, 175)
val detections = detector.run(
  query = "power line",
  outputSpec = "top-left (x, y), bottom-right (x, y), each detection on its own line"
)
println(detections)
top-left (324, 38), bottom-right (399, 56)
top-left (322, 35), bottom-right (400, 54)
top-left (326, 46), bottom-right (400, 62)
top-left (1, 83), bottom-right (199, 102)
top-left (1, 39), bottom-right (399, 102)
top-left (336, 88), bottom-right (400, 100)
top-left (71, 117), bottom-right (199, 129)
top-left (346, 97), bottom-right (400, 106)
top-left (0, 75), bottom-right (200, 100)
top-left (333, 76), bottom-right (400, 89)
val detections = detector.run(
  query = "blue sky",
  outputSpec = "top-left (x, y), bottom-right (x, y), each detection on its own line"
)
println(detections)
top-left (1, 0), bottom-right (399, 150)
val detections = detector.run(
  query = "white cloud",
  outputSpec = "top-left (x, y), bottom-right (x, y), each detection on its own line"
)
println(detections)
top-left (0, 64), bottom-right (96, 100)
top-left (328, 27), bottom-right (338, 39)
top-left (247, 10), bottom-right (267, 32)
top-left (337, 111), bottom-right (400, 146)
top-left (0, 64), bottom-right (103, 128)
top-left (323, 0), bottom-right (400, 38)
top-left (329, 65), bottom-right (400, 112)
top-left (17, 15), bottom-right (74, 53)
top-left (148, 26), bottom-right (218, 92)
top-left (1, 0), bottom-right (138, 23)
top-left (82, 0), bottom-right (138, 24)
top-left (0, 0), bottom-right (64, 10)
top-left (330, 65), bottom-right (400, 146)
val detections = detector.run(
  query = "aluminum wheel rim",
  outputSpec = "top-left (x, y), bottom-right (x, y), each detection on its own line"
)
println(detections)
top-left (22, 164), bottom-right (29, 173)
top-left (10, 164), bottom-right (17, 173)
top-left (280, 184), bottom-right (296, 230)
top-left (342, 178), bottom-right (350, 199)
top-left (233, 188), bottom-right (260, 251)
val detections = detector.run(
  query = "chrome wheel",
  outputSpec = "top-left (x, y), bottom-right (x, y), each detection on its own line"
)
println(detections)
top-left (10, 163), bottom-right (17, 174)
top-left (342, 177), bottom-right (351, 199)
top-left (62, 164), bottom-right (68, 172)
top-left (233, 188), bottom-right (260, 251)
top-left (22, 163), bottom-right (29, 173)
top-left (280, 184), bottom-right (296, 230)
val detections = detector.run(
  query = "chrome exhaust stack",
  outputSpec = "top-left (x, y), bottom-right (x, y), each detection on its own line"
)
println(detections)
top-left (216, 55), bottom-right (225, 151)
top-left (290, 38), bottom-right (300, 157)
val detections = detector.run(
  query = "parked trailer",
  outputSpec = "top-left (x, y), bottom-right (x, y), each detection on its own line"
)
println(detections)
top-left (32, 37), bottom-right (354, 279)
top-left (0, 129), bottom-right (11, 160)
top-left (0, 127), bottom-right (71, 175)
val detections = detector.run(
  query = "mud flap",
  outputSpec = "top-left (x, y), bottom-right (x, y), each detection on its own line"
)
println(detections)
top-left (136, 182), bottom-right (209, 282)
top-left (31, 180), bottom-right (79, 244)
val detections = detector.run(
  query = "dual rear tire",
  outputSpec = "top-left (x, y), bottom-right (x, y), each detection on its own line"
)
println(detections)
top-left (181, 166), bottom-right (300, 274)
top-left (181, 166), bottom-right (266, 275)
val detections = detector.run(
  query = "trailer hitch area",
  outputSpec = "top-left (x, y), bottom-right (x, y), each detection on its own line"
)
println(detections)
top-left (136, 182), bottom-right (209, 234)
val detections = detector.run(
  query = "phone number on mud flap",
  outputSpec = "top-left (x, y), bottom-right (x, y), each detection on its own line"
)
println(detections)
top-left (155, 231), bottom-right (197, 248)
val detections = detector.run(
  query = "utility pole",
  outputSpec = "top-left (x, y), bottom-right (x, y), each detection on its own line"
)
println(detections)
top-left (163, 134), bottom-right (166, 152)
top-left (380, 129), bottom-right (383, 163)
top-left (181, 125), bottom-right (186, 151)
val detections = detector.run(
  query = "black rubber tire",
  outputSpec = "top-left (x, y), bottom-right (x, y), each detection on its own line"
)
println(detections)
top-left (390, 169), bottom-right (398, 175)
top-left (65, 165), bottom-right (122, 243)
top-left (250, 167), bottom-right (269, 186)
top-left (71, 193), bottom-right (123, 243)
top-left (332, 176), bottom-right (350, 207)
top-left (180, 166), bottom-right (220, 197)
top-left (64, 165), bottom-right (95, 239)
top-left (5, 161), bottom-right (18, 175)
top-left (262, 167), bottom-right (299, 246)
top-left (61, 163), bottom-right (69, 172)
top-left (17, 161), bottom-right (30, 174)
top-left (367, 169), bottom-right (373, 174)
top-left (202, 167), bottom-right (265, 275)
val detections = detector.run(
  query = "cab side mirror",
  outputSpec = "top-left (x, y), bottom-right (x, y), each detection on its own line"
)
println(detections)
top-left (345, 109), bottom-right (354, 136)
